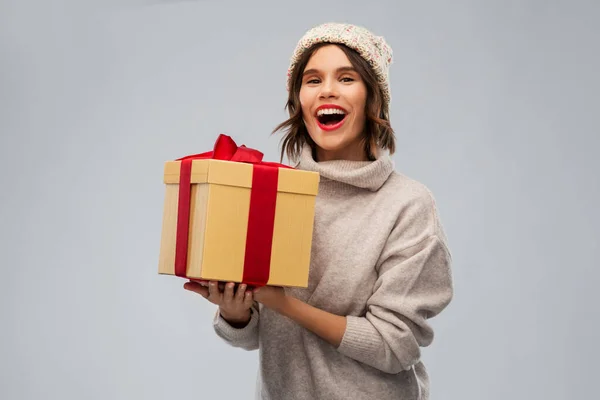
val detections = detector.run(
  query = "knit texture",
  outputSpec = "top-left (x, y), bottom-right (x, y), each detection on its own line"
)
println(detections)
top-left (213, 143), bottom-right (453, 400)
top-left (287, 22), bottom-right (394, 104)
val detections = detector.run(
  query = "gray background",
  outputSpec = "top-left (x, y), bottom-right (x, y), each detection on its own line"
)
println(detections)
top-left (1, 0), bottom-right (598, 399)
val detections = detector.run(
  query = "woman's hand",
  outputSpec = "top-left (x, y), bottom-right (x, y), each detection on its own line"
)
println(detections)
top-left (253, 285), bottom-right (347, 347)
top-left (183, 280), bottom-right (254, 325)
top-left (252, 285), bottom-right (287, 312)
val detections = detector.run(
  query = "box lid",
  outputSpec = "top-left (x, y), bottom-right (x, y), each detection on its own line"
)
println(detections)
top-left (163, 159), bottom-right (319, 196)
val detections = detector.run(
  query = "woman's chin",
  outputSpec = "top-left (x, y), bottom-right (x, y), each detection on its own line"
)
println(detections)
top-left (312, 135), bottom-right (345, 152)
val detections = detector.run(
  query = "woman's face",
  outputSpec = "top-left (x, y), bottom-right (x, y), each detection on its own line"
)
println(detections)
top-left (299, 44), bottom-right (368, 162)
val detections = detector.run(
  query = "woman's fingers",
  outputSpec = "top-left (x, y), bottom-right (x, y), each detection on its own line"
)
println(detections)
top-left (207, 281), bottom-right (222, 304)
top-left (183, 281), bottom-right (209, 298)
top-left (235, 284), bottom-right (247, 302)
top-left (185, 280), bottom-right (252, 309)
top-left (223, 282), bottom-right (235, 305)
top-left (243, 289), bottom-right (253, 308)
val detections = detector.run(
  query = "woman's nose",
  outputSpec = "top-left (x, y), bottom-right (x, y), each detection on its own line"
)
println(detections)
top-left (319, 79), bottom-right (338, 99)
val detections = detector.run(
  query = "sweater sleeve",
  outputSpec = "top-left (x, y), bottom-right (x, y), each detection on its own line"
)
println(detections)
top-left (212, 302), bottom-right (260, 351)
top-left (336, 193), bottom-right (454, 374)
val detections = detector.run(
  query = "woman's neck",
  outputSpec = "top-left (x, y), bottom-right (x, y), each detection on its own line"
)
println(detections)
top-left (313, 143), bottom-right (376, 162)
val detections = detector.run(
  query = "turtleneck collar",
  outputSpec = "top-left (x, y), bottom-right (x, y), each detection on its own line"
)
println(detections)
top-left (295, 143), bottom-right (394, 192)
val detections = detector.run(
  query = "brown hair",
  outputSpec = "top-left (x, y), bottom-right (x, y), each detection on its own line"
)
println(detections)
top-left (272, 42), bottom-right (396, 163)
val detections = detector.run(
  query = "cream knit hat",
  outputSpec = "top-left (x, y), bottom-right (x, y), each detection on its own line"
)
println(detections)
top-left (287, 22), bottom-right (394, 104)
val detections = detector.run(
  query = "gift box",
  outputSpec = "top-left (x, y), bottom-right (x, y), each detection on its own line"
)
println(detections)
top-left (158, 134), bottom-right (319, 288)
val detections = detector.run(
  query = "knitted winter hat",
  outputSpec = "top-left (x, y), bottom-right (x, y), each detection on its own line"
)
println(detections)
top-left (287, 22), bottom-right (394, 104)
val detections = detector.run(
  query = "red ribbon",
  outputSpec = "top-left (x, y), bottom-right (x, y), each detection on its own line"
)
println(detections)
top-left (174, 134), bottom-right (291, 287)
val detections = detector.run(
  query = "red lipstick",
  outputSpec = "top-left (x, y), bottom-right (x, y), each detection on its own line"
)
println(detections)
top-left (315, 104), bottom-right (348, 132)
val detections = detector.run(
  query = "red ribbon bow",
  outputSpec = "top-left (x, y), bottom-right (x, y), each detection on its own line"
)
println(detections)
top-left (174, 134), bottom-right (291, 287)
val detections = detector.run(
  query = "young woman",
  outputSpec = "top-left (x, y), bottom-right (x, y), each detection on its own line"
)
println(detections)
top-left (184, 22), bottom-right (454, 399)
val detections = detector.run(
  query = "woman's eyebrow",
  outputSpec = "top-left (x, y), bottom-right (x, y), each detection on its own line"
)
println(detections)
top-left (302, 66), bottom-right (357, 76)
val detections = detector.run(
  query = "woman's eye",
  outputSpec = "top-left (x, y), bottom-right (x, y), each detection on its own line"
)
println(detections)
top-left (306, 79), bottom-right (320, 84)
top-left (340, 77), bottom-right (354, 82)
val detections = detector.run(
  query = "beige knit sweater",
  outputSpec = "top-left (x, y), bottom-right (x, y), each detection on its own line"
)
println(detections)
top-left (212, 143), bottom-right (454, 400)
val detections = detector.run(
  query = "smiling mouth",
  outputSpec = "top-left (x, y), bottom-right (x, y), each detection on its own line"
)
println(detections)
top-left (316, 107), bottom-right (347, 130)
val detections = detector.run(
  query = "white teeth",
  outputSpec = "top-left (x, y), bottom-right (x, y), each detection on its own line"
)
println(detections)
top-left (317, 108), bottom-right (346, 116)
